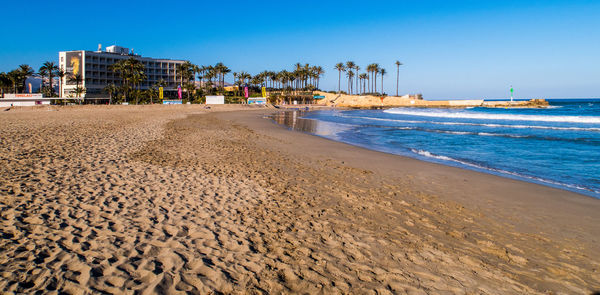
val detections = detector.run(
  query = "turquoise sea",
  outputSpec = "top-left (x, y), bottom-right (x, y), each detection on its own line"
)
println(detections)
top-left (274, 99), bottom-right (600, 198)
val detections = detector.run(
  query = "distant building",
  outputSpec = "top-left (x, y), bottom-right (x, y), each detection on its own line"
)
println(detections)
top-left (59, 44), bottom-right (187, 98)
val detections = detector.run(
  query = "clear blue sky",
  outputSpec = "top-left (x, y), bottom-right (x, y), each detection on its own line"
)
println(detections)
top-left (1, 0), bottom-right (598, 99)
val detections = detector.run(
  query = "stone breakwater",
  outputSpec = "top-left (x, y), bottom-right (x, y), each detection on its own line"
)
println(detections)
top-left (313, 91), bottom-right (549, 108)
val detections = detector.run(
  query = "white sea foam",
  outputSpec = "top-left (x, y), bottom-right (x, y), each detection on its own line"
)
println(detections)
top-left (342, 115), bottom-right (600, 131)
top-left (477, 132), bottom-right (528, 138)
top-left (384, 108), bottom-right (600, 124)
top-left (380, 126), bottom-right (541, 139)
top-left (410, 149), bottom-right (597, 194)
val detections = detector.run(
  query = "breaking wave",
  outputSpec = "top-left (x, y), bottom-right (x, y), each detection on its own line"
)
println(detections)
top-left (384, 109), bottom-right (600, 124)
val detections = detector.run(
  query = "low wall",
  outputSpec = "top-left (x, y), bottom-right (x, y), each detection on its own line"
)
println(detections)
top-left (0, 99), bottom-right (51, 107)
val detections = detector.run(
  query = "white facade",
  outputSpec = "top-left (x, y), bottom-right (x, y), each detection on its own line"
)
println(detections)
top-left (58, 45), bottom-right (187, 98)
top-left (0, 94), bottom-right (51, 107)
top-left (205, 95), bottom-right (225, 104)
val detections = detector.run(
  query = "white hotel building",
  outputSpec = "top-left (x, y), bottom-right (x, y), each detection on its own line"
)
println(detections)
top-left (59, 45), bottom-right (187, 98)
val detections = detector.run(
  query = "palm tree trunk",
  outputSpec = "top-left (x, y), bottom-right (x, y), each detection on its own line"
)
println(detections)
top-left (356, 70), bottom-right (359, 95)
top-left (338, 70), bottom-right (341, 93)
top-left (49, 74), bottom-right (53, 97)
top-left (374, 73), bottom-right (377, 94)
top-left (396, 65), bottom-right (399, 97)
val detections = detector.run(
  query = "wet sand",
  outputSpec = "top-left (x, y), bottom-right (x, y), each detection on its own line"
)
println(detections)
top-left (0, 105), bottom-right (598, 294)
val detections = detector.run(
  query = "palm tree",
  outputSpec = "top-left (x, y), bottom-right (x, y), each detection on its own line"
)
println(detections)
top-left (269, 71), bottom-right (278, 89)
top-left (110, 60), bottom-right (128, 100)
top-left (110, 58), bottom-right (145, 103)
top-left (152, 80), bottom-right (165, 103)
top-left (175, 62), bottom-right (186, 88)
top-left (68, 73), bottom-right (83, 99)
top-left (126, 58), bottom-right (145, 103)
top-left (346, 70), bottom-right (355, 94)
top-left (366, 64), bottom-right (377, 93)
top-left (131, 70), bottom-right (146, 104)
top-left (57, 69), bottom-right (65, 97)
top-left (212, 62), bottom-right (230, 89)
top-left (395, 61), bottom-right (403, 96)
top-left (203, 66), bottom-right (216, 92)
top-left (177, 61), bottom-right (195, 99)
top-left (380, 68), bottom-right (387, 95)
top-left (7, 70), bottom-right (21, 93)
top-left (195, 65), bottom-right (206, 89)
top-left (0, 72), bottom-right (10, 97)
top-left (315, 66), bottom-right (324, 90)
top-left (38, 67), bottom-right (48, 94)
top-left (39, 61), bottom-right (59, 97)
top-left (345, 61), bottom-right (355, 94)
top-left (18, 64), bottom-right (34, 93)
top-left (354, 65), bottom-right (360, 94)
top-left (370, 63), bottom-right (380, 94)
top-left (104, 83), bottom-right (118, 104)
top-left (359, 73), bottom-right (368, 94)
top-left (334, 63), bottom-right (345, 93)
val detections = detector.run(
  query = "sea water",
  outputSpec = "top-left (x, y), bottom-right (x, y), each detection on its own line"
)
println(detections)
top-left (275, 99), bottom-right (600, 198)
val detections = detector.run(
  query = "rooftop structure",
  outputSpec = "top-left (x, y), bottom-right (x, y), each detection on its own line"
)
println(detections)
top-left (58, 44), bottom-right (188, 98)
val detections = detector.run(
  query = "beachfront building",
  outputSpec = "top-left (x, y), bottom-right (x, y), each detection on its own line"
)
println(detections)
top-left (58, 45), bottom-right (187, 98)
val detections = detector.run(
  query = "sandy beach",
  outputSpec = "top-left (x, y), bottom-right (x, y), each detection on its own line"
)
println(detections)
top-left (0, 105), bottom-right (599, 294)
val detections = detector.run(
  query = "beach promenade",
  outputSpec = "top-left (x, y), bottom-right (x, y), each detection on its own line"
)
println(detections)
top-left (0, 105), bottom-right (598, 294)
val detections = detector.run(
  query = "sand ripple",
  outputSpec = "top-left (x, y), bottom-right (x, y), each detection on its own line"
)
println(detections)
top-left (0, 106), bottom-right (598, 294)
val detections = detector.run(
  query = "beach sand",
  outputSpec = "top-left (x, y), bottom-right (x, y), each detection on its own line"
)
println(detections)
top-left (0, 105), bottom-right (598, 294)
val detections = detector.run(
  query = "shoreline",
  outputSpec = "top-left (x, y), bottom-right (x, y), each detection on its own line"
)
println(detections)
top-left (221, 110), bottom-right (600, 240)
top-left (270, 109), bottom-right (600, 199)
top-left (1, 105), bottom-right (599, 293)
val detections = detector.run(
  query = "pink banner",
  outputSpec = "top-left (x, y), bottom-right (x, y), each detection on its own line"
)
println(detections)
top-left (178, 86), bottom-right (182, 99)
top-left (244, 87), bottom-right (249, 98)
